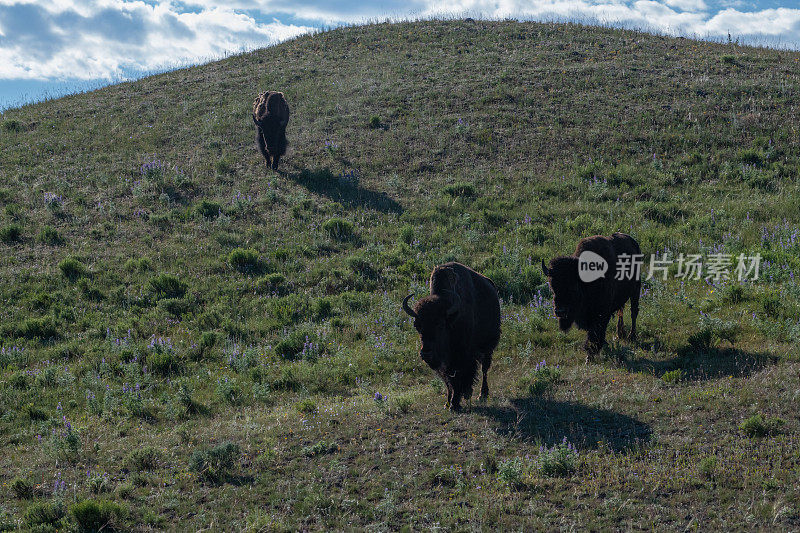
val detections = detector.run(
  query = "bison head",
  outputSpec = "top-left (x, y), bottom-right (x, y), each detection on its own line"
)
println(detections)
top-left (402, 293), bottom-right (460, 370)
top-left (542, 257), bottom-right (579, 332)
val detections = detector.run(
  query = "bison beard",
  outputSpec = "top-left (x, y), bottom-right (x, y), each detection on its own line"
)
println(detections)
top-left (252, 91), bottom-right (290, 170)
top-left (543, 233), bottom-right (642, 361)
top-left (402, 262), bottom-right (501, 411)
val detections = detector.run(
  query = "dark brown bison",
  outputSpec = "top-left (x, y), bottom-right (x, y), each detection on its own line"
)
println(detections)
top-left (542, 233), bottom-right (641, 361)
top-left (402, 262), bottom-right (501, 411)
top-left (252, 91), bottom-right (290, 170)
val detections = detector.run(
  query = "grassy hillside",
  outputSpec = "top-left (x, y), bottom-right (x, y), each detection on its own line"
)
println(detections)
top-left (1, 18), bottom-right (800, 530)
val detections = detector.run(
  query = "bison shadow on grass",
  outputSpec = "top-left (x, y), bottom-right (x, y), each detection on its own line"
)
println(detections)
top-left (477, 399), bottom-right (651, 452)
top-left (622, 344), bottom-right (780, 382)
top-left (288, 167), bottom-right (402, 214)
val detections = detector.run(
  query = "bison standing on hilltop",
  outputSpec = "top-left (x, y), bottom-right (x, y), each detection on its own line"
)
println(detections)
top-left (402, 262), bottom-right (501, 411)
top-left (542, 233), bottom-right (642, 361)
top-left (252, 91), bottom-right (290, 171)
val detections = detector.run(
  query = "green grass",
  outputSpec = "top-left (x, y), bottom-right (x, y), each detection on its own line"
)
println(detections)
top-left (0, 18), bottom-right (800, 530)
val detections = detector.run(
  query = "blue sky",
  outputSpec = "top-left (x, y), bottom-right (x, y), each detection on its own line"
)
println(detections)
top-left (1, 0), bottom-right (800, 110)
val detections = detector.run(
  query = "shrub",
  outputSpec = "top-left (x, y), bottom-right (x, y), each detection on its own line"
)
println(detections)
top-left (78, 278), bottom-right (105, 301)
top-left (189, 441), bottom-right (240, 482)
top-left (24, 501), bottom-right (65, 528)
top-left (71, 499), bottom-right (127, 532)
top-left (759, 292), bottom-right (784, 319)
top-left (0, 223), bottom-right (22, 243)
top-left (256, 273), bottom-right (286, 294)
top-left (265, 272), bottom-right (286, 285)
top-left (274, 330), bottom-right (321, 361)
top-left (196, 199), bottom-right (222, 219)
top-left (199, 331), bottom-right (218, 351)
top-left (738, 148), bottom-right (763, 167)
top-left (537, 438), bottom-right (578, 477)
top-left (399, 224), bottom-right (414, 245)
top-left (2, 119), bottom-right (23, 132)
top-left (147, 349), bottom-right (182, 376)
top-left (272, 366), bottom-right (301, 392)
top-left (369, 115), bottom-right (382, 129)
top-left (347, 254), bottom-right (378, 279)
top-left (126, 446), bottom-right (161, 471)
top-left (58, 256), bottom-right (88, 281)
top-left (147, 273), bottom-right (187, 300)
top-left (297, 398), bottom-right (318, 414)
top-left (482, 454), bottom-right (498, 475)
top-left (521, 361), bottom-right (561, 396)
top-left (661, 368), bottom-right (684, 384)
top-left (391, 395), bottom-right (413, 414)
top-left (268, 294), bottom-right (310, 326)
top-left (158, 297), bottom-right (191, 317)
top-left (485, 265), bottom-right (543, 303)
top-left (38, 226), bottom-right (63, 245)
top-left (301, 440), bottom-right (336, 457)
top-left (739, 414), bottom-right (785, 438)
top-left (442, 182), bottom-right (476, 199)
top-left (312, 297), bottom-right (334, 319)
top-left (124, 257), bottom-right (151, 272)
top-left (496, 458), bottom-right (525, 487)
top-left (215, 379), bottom-right (243, 406)
top-left (721, 284), bottom-right (746, 304)
top-left (17, 316), bottom-right (59, 340)
top-left (215, 157), bottom-right (235, 175)
top-left (689, 314), bottom-right (740, 348)
top-left (228, 248), bottom-right (261, 273)
top-left (50, 421), bottom-right (82, 462)
top-left (322, 218), bottom-right (355, 240)
top-left (87, 473), bottom-right (110, 494)
top-left (174, 383), bottom-right (205, 416)
top-left (11, 477), bottom-right (33, 499)
top-left (698, 456), bottom-right (717, 480)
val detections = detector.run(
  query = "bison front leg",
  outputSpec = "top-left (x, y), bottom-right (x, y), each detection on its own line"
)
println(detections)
top-left (585, 313), bottom-right (612, 362)
top-left (450, 390), bottom-right (463, 412)
top-left (616, 307), bottom-right (626, 340)
top-left (630, 284), bottom-right (641, 341)
top-left (271, 154), bottom-right (280, 171)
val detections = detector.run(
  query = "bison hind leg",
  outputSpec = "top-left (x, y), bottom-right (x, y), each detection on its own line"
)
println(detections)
top-left (444, 381), bottom-right (454, 410)
top-left (478, 354), bottom-right (491, 402)
top-left (256, 130), bottom-right (271, 168)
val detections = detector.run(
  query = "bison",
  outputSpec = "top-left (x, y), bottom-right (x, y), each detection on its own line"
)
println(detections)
top-left (252, 91), bottom-right (290, 171)
top-left (402, 262), bottom-right (501, 411)
top-left (542, 233), bottom-right (641, 361)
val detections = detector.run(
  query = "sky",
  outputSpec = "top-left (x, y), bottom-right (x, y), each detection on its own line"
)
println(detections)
top-left (1, 0), bottom-right (800, 110)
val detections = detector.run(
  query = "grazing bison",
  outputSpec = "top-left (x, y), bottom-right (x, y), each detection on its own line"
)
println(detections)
top-left (402, 262), bottom-right (501, 411)
top-left (252, 91), bottom-right (290, 170)
top-left (542, 233), bottom-right (641, 361)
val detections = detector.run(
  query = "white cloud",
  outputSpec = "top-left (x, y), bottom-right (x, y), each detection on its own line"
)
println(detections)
top-left (0, 0), bottom-right (312, 80)
top-left (662, 0), bottom-right (708, 11)
top-left (1, 0), bottom-right (799, 81)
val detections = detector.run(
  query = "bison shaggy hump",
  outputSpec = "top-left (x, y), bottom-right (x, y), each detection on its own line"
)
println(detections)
top-left (252, 91), bottom-right (290, 171)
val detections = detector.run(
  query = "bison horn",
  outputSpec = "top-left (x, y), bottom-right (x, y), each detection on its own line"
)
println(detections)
top-left (445, 290), bottom-right (461, 317)
top-left (541, 259), bottom-right (549, 276)
top-left (402, 294), bottom-right (417, 318)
